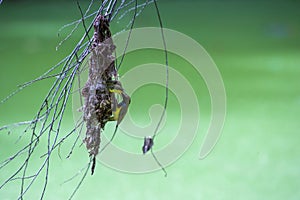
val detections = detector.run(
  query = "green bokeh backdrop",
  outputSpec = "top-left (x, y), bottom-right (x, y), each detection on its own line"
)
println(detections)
top-left (0, 0), bottom-right (300, 199)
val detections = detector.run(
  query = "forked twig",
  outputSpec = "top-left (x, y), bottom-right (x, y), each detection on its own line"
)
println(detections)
top-left (141, 0), bottom-right (169, 177)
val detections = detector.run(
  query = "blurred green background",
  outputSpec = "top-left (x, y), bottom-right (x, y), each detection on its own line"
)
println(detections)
top-left (1, 0), bottom-right (300, 199)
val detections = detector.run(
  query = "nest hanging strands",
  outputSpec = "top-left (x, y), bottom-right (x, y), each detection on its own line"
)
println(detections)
top-left (82, 15), bottom-right (130, 175)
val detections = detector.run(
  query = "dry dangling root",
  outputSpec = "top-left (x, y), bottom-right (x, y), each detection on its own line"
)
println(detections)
top-left (0, 1), bottom-right (170, 199)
